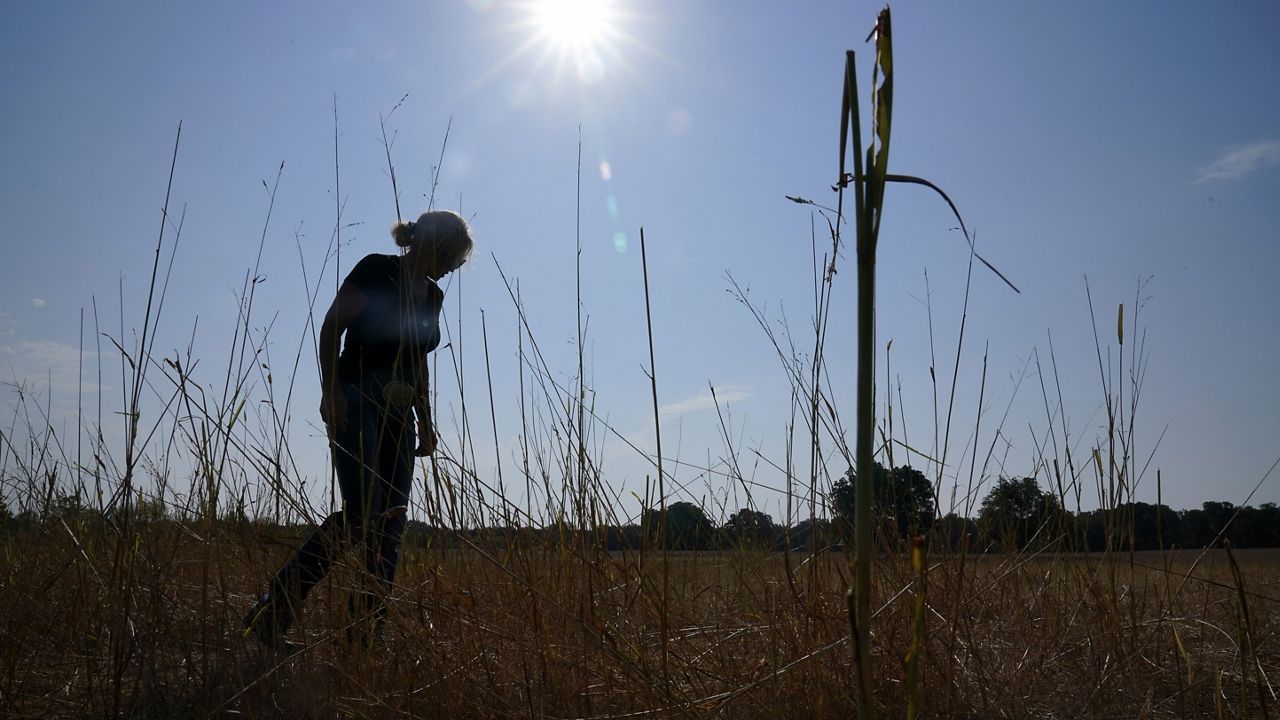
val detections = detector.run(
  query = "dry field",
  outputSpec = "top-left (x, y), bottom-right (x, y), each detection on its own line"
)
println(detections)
top-left (3, 519), bottom-right (1276, 718)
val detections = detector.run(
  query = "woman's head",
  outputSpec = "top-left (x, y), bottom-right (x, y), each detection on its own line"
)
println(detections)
top-left (391, 210), bottom-right (474, 280)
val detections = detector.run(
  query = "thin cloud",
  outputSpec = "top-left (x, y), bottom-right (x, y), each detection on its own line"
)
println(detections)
top-left (659, 386), bottom-right (751, 418)
top-left (1196, 140), bottom-right (1280, 183)
top-left (1, 339), bottom-right (99, 404)
top-left (31, 298), bottom-right (47, 308)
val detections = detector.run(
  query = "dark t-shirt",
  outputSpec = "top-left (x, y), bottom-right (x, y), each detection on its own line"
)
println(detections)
top-left (337, 253), bottom-right (444, 385)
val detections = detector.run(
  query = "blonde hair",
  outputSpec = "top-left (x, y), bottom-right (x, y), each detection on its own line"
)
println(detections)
top-left (390, 210), bottom-right (474, 273)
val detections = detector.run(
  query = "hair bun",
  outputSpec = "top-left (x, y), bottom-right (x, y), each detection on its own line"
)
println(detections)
top-left (391, 220), bottom-right (417, 248)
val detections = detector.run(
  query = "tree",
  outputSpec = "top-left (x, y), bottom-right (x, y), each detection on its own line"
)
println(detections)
top-left (831, 463), bottom-right (936, 543)
top-left (788, 517), bottom-right (836, 551)
top-left (978, 476), bottom-right (1061, 550)
top-left (1123, 502), bottom-right (1178, 551)
top-left (723, 508), bottom-right (777, 549)
top-left (934, 512), bottom-right (978, 550)
top-left (642, 501), bottom-right (715, 550)
top-left (1237, 503), bottom-right (1280, 548)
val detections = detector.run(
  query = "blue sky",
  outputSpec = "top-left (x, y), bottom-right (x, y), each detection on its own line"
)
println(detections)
top-left (2, 1), bottom-right (1278, 522)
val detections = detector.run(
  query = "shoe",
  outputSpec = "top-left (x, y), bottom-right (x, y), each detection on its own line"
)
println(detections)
top-left (243, 592), bottom-right (295, 649)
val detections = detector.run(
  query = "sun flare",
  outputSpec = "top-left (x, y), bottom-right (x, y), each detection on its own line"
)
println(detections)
top-left (533, 0), bottom-right (610, 49)
top-left (528, 0), bottom-right (620, 82)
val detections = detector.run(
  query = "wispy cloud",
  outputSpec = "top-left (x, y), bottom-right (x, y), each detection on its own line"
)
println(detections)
top-left (1, 339), bottom-right (98, 404)
top-left (1196, 140), bottom-right (1280, 183)
top-left (1, 340), bottom-right (114, 469)
top-left (31, 298), bottom-right (47, 308)
top-left (659, 386), bottom-right (752, 418)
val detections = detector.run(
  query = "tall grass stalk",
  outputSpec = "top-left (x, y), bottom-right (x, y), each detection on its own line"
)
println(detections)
top-left (639, 227), bottom-right (671, 691)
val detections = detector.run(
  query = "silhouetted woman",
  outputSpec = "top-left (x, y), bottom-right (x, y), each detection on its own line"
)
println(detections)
top-left (246, 210), bottom-right (472, 647)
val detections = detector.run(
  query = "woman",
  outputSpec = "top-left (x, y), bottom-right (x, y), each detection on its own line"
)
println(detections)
top-left (246, 210), bottom-right (473, 648)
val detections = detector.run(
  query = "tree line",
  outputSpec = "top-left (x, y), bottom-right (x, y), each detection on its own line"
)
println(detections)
top-left (6, 464), bottom-right (1276, 552)
top-left (832, 465), bottom-right (1279, 552)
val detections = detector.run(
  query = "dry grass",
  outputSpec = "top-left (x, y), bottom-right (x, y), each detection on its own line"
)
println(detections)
top-left (3, 519), bottom-right (1276, 718)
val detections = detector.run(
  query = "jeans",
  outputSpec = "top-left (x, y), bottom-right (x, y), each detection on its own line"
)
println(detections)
top-left (270, 376), bottom-right (416, 629)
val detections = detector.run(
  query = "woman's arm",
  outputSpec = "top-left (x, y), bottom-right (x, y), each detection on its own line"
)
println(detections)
top-left (318, 281), bottom-right (368, 432)
top-left (413, 352), bottom-right (437, 456)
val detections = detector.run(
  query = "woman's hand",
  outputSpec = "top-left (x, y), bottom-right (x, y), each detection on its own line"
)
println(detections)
top-left (416, 417), bottom-right (438, 457)
top-left (320, 391), bottom-right (348, 441)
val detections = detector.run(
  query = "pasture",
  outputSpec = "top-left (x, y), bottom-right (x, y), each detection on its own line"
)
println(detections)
top-left (4, 521), bottom-right (1276, 717)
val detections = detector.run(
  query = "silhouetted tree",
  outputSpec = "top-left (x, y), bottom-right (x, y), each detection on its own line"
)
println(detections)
top-left (831, 463), bottom-right (936, 543)
top-left (642, 501), bottom-right (715, 550)
top-left (788, 518), bottom-right (836, 551)
top-left (723, 508), bottom-right (777, 549)
top-left (1173, 501), bottom-right (1234, 548)
top-left (934, 512), bottom-right (979, 550)
top-left (1123, 502), bottom-right (1177, 551)
top-left (978, 476), bottom-right (1061, 550)
top-left (1237, 503), bottom-right (1280, 548)
top-left (604, 524), bottom-right (645, 551)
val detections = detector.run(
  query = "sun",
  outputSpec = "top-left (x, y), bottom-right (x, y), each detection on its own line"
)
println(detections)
top-left (528, 0), bottom-right (621, 83)
top-left (533, 0), bottom-right (611, 50)
top-left (471, 0), bottom-right (642, 91)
